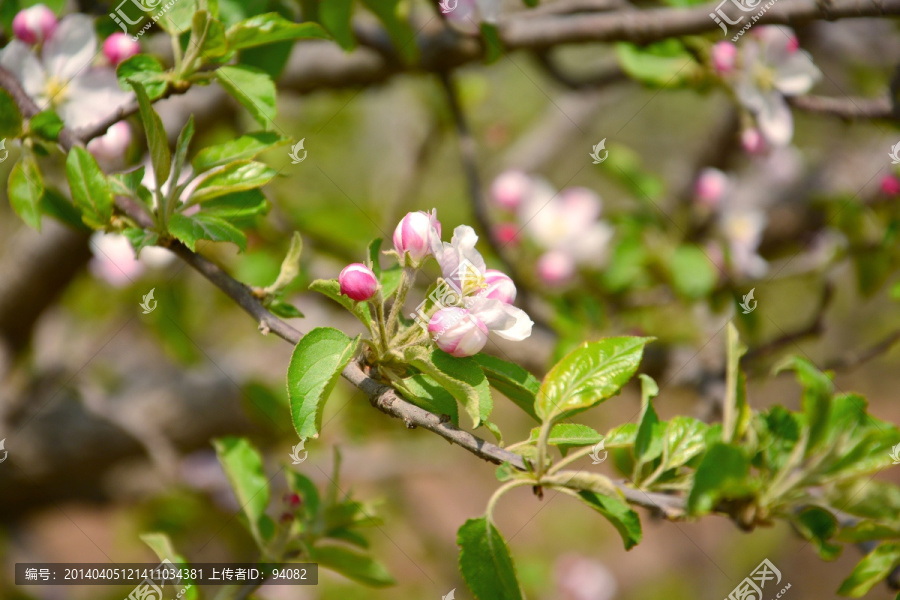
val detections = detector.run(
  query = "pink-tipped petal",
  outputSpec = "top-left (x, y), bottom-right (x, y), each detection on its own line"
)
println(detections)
top-left (339, 263), bottom-right (379, 301)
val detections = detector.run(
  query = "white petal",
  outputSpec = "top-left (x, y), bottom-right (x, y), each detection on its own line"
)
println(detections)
top-left (60, 69), bottom-right (133, 129)
top-left (0, 41), bottom-right (46, 99)
top-left (467, 296), bottom-right (515, 331)
top-left (491, 304), bottom-right (534, 341)
top-left (568, 221), bottom-right (614, 266)
top-left (774, 50), bottom-right (821, 96)
top-left (43, 14), bottom-right (97, 82)
top-left (754, 91), bottom-right (794, 147)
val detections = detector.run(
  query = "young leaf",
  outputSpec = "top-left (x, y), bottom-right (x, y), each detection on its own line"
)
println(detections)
top-left (226, 13), bottom-right (328, 49)
top-left (794, 507), bottom-right (841, 561)
top-left (535, 337), bottom-right (652, 422)
top-left (776, 355), bottom-right (834, 455)
top-left (838, 543), bottom-right (900, 597)
top-left (309, 279), bottom-right (373, 329)
top-left (723, 322), bottom-right (750, 443)
top-left (189, 160), bottom-right (277, 203)
top-left (139, 533), bottom-right (199, 600)
top-left (404, 346), bottom-right (493, 428)
top-left (0, 88), bottom-right (23, 138)
top-left (65, 147), bottom-right (113, 229)
top-left (117, 55), bottom-right (167, 99)
top-left (172, 116), bottom-right (195, 185)
top-left (29, 110), bottom-right (64, 141)
top-left (168, 213), bottom-right (247, 251)
top-left (8, 156), bottom-right (44, 230)
top-left (268, 300), bottom-right (304, 319)
top-left (668, 245), bottom-right (717, 299)
top-left (313, 545), bottom-right (395, 587)
top-left (458, 517), bottom-right (524, 600)
top-left (662, 416), bottom-right (708, 471)
top-left (213, 436), bottom-right (272, 548)
top-left (285, 470), bottom-right (321, 517)
top-left (359, 0), bottom-right (418, 63)
top-left (319, 0), bottom-right (355, 50)
top-left (367, 238), bottom-right (383, 276)
top-left (473, 353), bottom-right (541, 421)
top-left (576, 491), bottom-right (642, 550)
top-left (264, 231), bottom-right (303, 295)
top-left (40, 187), bottom-right (89, 231)
top-left (528, 424), bottom-right (602, 455)
top-left (189, 11), bottom-right (228, 60)
top-left (191, 132), bottom-right (286, 172)
top-left (634, 376), bottom-right (661, 463)
top-left (215, 65), bottom-right (277, 128)
top-left (394, 373), bottom-right (459, 426)
top-left (687, 443), bottom-right (753, 515)
top-left (287, 327), bottom-right (360, 439)
top-left (131, 80), bottom-right (171, 186)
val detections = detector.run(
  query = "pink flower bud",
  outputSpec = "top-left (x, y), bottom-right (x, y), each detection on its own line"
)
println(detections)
top-left (560, 186), bottom-right (602, 222)
top-left (12, 4), bottom-right (57, 44)
top-left (741, 128), bottom-right (766, 155)
top-left (493, 223), bottom-right (520, 246)
top-left (428, 307), bottom-right (489, 357)
top-left (490, 170), bottom-right (532, 211)
top-left (536, 250), bottom-right (576, 286)
top-left (339, 263), bottom-right (378, 301)
top-left (711, 41), bottom-right (737, 74)
top-left (393, 210), bottom-right (441, 264)
top-left (881, 174), bottom-right (900, 197)
top-left (87, 121), bottom-right (132, 166)
top-left (694, 168), bottom-right (729, 209)
top-left (103, 33), bottom-right (141, 66)
top-left (482, 269), bottom-right (516, 304)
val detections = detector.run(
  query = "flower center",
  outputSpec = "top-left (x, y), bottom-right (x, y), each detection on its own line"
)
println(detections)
top-left (752, 65), bottom-right (776, 91)
top-left (43, 76), bottom-right (69, 106)
top-left (458, 263), bottom-right (486, 297)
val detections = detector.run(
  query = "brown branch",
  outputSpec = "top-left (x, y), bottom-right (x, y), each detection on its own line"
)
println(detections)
top-left (825, 328), bottom-right (900, 371)
top-left (74, 84), bottom-right (188, 144)
top-left (789, 95), bottom-right (898, 120)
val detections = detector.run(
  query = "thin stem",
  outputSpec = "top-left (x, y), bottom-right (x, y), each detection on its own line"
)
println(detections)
top-left (373, 290), bottom-right (390, 353)
top-left (387, 267), bottom-right (414, 335)
top-left (535, 419), bottom-right (554, 477)
top-left (486, 480), bottom-right (533, 525)
top-left (547, 445), bottom-right (595, 475)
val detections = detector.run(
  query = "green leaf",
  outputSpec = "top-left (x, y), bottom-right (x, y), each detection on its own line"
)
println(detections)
top-left (687, 443), bottom-right (753, 515)
top-left (535, 337), bottom-right (652, 422)
top-left (117, 55), bottom-right (167, 99)
top-left (528, 424), bottom-right (602, 455)
top-left (458, 517), bottom-right (523, 600)
top-left (8, 156), bottom-right (44, 230)
top-left (200, 189), bottom-right (269, 225)
top-left (131, 80), bottom-right (171, 185)
top-left (191, 132), bottom-right (286, 172)
top-left (109, 166), bottom-right (146, 197)
top-left (404, 346), bottom-right (493, 428)
top-left (662, 416), bottom-right (708, 470)
top-left (226, 12), bottom-right (328, 49)
top-left (285, 470), bottom-right (320, 517)
top-left (309, 278), bottom-right (373, 330)
top-left (168, 212), bottom-right (247, 251)
top-left (576, 491), bottom-right (642, 550)
top-left (480, 23), bottom-right (503, 63)
top-left (614, 39), bottom-right (700, 87)
top-left (359, 0), bottom-right (418, 62)
top-left (319, 0), bottom-right (355, 50)
top-left (65, 147), bottom-right (113, 229)
top-left (367, 238), bottom-right (383, 276)
top-left (723, 322), bottom-right (750, 443)
top-left (172, 116), bottom-right (195, 181)
top-left (794, 507), bottom-right (841, 561)
top-left (29, 110), bottom-right (64, 141)
top-left (40, 187), bottom-right (88, 231)
top-left (634, 374), bottom-right (661, 462)
top-left (838, 543), bottom-right (900, 597)
top-left (213, 436), bottom-right (272, 548)
top-left (473, 353), bottom-right (541, 421)
top-left (139, 533), bottom-right (199, 600)
top-left (669, 245), bottom-right (717, 299)
top-left (215, 65), bottom-right (276, 128)
top-left (395, 373), bottom-right (459, 426)
top-left (264, 231), bottom-right (303, 295)
top-left (123, 228), bottom-right (159, 256)
top-left (0, 89), bottom-right (23, 138)
top-left (287, 327), bottom-right (360, 439)
top-left (776, 355), bottom-right (834, 455)
top-left (189, 160), bottom-right (276, 203)
top-left (268, 299), bottom-right (304, 319)
top-left (313, 545), bottom-right (395, 587)
top-left (188, 11), bottom-right (228, 60)
top-left (156, 0), bottom-right (196, 34)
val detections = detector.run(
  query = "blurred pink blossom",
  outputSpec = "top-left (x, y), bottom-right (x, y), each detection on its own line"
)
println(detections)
top-left (12, 4), bottom-right (57, 44)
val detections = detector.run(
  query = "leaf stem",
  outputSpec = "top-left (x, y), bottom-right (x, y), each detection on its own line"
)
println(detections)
top-left (535, 419), bottom-right (554, 477)
top-left (386, 267), bottom-right (414, 336)
top-left (486, 480), bottom-right (533, 525)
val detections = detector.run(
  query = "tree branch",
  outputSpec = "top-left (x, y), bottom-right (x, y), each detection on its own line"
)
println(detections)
top-left (789, 95), bottom-right (898, 120)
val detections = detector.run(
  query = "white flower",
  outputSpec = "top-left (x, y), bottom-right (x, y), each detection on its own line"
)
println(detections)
top-left (721, 209), bottom-right (768, 279)
top-left (0, 14), bottom-right (132, 130)
top-left (731, 26), bottom-right (821, 146)
top-left (430, 225), bottom-right (533, 342)
top-left (89, 232), bottom-right (174, 287)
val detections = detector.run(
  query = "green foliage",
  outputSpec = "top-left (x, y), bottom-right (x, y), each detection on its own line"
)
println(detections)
top-left (287, 327), bottom-right (360, 439)
top-left (226, 13), bottom-right (328, 49)
top-left (118, 55), bottom-right (167, 99)
top-left (65, 147), bottom-right (113, 229)
top-left (458, 517), bottom-right (524, 600)
top-left (614, 39), bottom-right (701, 87)
top-left (576, 491), bottom-right (642, 550)
top-left (189, 160), bottom-right (277, 203)
top-left (213, 436), bottom-right (273, 549)
top-left (191, 132), bottom-right (286, 172)
top-left (394, 373), bottom-right (460, 425)
top-left (0, 88), bottom-right (22, 138)
top-left (319, 0), bottom-right (356, 50)
top-left (473, 353), bottom-right (541, 421)
top-left (404, 346), bottom-right (493, 428)
top-left (132, 80), bottom-right (172, 186)
top-left (309, 278), bottom-right (374, 329)
top-left (28, 110), bottom-right (64, 141)
top-left (215, 65), bottom-right (277, 128)
top-left (168, 213), bottom-right (248, 251)
top-left (8, 156), bottom-right (44, 230)
top-left (312, 546), bottom-right (395, 587)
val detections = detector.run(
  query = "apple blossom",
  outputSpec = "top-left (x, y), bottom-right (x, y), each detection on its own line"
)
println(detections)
top-left (711, 41), bottom-right (737, 74)
top-left (694, 168), bottom-right (729, 209)
top-left (721, 209), bottom-right (768, 279)
top-left (537, 250), bottom-right (576, 286)
top-left (729, 26), bottom-right (821, 146)
top-left (482, 269), bottom-right (516, 304)
top-left (393, 209), bottom-right (441, 265)
top-left (87, 121), bottom-right (132, 169)
top-left (428, 307), bottom-right (490, 357)
top-left (89, 232), bottom-right (174, 287)
top-left (880, 174), bottom-right (900, 197)
top-left (339, 263), bottom-right (379, 301)
top-left (741, 128), bottom-right (766, 154)
top-left (493, 223), bottom-right (520, 246)
top-left (0, 14), bottom-right (132, 129)
top-left (12, 4), bottom-right (57, 45)
top-left (491, 170), bottom-right (532, 210)
top-left (103, 33), bottom-right (140, 66)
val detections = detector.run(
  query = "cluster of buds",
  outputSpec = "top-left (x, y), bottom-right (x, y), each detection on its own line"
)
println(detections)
top-left (335, 210), bottom-right (533, 358)
top-left (490, 171), bottom-right (614, 286)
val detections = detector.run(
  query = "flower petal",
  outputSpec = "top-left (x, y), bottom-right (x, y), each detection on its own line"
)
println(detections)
top-left (467, 296), bottom-right (515, 331)
top-left (491, 304), bottom-right (534, 341)
top-left (754, 90), bottom-right (794, 147)
top-left (43, 14), bottom-right (97, 82)
top-left (774, 50), bottom-right (821, 96)
top-left (0, 40), bottom-right (46, 100)
top-left (59, 69), bottom-right (133, 129)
